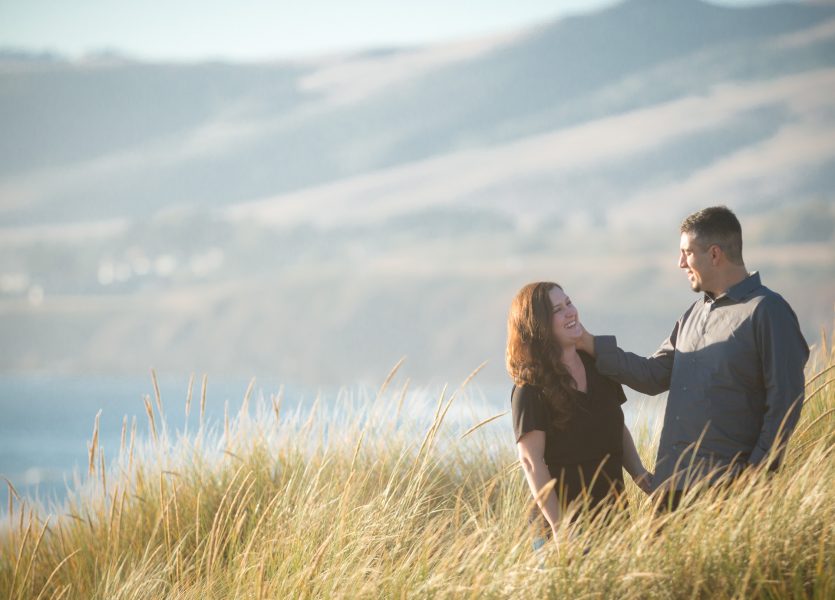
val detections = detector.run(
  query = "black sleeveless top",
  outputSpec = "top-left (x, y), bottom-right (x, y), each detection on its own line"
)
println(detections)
top-left (511, 351), bottom-right (627, 510)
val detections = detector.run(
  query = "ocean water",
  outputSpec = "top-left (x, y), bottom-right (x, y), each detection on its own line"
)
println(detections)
top-left (0, 374), bottom-right (319, 508)
top-left (0, 374), bottom-right (662, 512)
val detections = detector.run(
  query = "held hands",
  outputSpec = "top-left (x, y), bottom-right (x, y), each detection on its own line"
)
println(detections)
top-left (632, 471), bottom-right (653, 495)
top-left (551, 522), bottom-right (578, 547)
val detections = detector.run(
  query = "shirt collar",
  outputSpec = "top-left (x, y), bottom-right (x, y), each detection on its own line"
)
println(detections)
top-left (705, 271), bottom-right (761, 303)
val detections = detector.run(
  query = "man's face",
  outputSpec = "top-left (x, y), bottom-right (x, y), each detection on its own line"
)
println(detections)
top-left (679, 232), bottom-right (713, 293)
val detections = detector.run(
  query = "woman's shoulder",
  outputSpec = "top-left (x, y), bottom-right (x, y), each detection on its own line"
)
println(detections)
top-left (578, 350), bottom-right (599, 373)
top-left (510, 383), bottom-right (550, 438)
top-left (579, 351), bottom-right (627, 405)
top-left (511, 383), bottom-right (545, 405)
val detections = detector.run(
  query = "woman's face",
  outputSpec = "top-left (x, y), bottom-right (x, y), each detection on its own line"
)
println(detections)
top-left (548, 286), bottom-right (581, 349)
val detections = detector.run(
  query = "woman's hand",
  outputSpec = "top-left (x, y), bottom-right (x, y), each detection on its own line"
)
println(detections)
top-left (550, 522), bottom-right (576, 547)
top-left (632, 471), bottom-right (653, 494)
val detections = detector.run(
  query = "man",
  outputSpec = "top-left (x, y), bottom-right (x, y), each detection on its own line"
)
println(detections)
top-left (577, 206), bottom-right (809, 508)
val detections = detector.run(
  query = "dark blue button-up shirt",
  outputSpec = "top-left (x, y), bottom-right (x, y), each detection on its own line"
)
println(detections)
top-left (594, 272), bottom-right (809, 491)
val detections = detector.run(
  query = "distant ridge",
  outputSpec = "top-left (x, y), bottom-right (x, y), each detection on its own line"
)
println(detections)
top-left (1, 0), bottom-right (833, 383)
top-left (0, 48), bottom-right (64, 63)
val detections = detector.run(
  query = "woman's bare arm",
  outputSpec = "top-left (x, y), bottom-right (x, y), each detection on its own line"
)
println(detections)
top-left (517, 430), bottom-right (562, 534)
top-left (622, 424), bottom-right (652, 493)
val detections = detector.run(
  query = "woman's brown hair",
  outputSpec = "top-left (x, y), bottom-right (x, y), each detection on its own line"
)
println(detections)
top-left (505, 282), bottom-right (577, 429)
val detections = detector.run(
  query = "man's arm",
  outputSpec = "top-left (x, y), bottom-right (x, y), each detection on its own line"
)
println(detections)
top-left (749, 295), bottom-right (810, 469)
top-left (577, 320), bottom-right (680, 396)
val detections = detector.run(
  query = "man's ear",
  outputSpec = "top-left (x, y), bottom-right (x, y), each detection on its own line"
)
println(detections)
top-left (709, 244), bottom-right (722, 265)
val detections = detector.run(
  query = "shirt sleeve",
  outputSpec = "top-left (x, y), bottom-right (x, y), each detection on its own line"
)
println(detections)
top-left (614, 381), bottom-right (627, 405)
top-left (593, 304), bottom-right (697, 396)
top-left (511, 385), bottom-right (548, 443)
top-left (749, 294), bottom-right (810, 468)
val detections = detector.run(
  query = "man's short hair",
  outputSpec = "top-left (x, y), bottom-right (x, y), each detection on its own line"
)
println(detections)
top-left (680, 206), bottom-right (744, 265)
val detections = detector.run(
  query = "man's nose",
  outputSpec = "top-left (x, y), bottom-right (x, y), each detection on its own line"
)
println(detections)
top-left (678, 253), bottom-right (687, 268)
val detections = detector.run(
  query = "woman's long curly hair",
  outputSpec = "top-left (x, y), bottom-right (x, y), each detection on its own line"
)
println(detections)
top-left (506, 282), bottom-right (577, 429)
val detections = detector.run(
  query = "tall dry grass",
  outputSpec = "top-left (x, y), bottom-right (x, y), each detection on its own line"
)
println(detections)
top-left (1, 338), bottom-right (833, 599)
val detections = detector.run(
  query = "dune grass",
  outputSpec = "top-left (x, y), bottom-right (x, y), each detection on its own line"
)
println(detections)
top-left (1, 340), bottom-right (834, 599)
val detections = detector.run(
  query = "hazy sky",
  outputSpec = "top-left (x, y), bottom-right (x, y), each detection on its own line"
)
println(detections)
top-left (0, 0), bottom-right (791, 61)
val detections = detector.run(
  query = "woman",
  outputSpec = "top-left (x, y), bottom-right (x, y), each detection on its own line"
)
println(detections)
top-left (506, 282), bottom-right (651, 541)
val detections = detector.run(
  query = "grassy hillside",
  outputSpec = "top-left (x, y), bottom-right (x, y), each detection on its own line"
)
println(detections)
top-left (1, 339), bottom-right (833, 598)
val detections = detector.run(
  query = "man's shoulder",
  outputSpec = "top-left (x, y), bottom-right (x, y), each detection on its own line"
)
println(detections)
top-left (746, 284), bottom-right (806, 345)
top-left (734, 273), bottom-right (791, 308)
top-left (747, 284), bottom-right (794, 315)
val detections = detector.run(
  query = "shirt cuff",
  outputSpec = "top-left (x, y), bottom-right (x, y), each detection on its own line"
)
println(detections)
top-left (594, 335), bottom-right (618, 357)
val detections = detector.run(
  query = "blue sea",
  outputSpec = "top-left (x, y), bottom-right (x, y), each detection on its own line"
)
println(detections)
top-left (0, 374), bottom-right (320, 508)
top-left (0, 374), bottom-right (662, 512)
